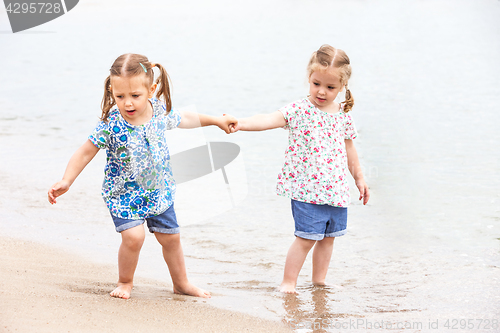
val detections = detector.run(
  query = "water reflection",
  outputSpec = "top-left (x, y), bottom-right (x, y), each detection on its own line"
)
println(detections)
top-left (283, 285), bottom-right (360, 332)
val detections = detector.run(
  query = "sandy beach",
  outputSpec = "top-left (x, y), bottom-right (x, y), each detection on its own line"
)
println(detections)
top-left (0, 237), bottom-right (291, 333)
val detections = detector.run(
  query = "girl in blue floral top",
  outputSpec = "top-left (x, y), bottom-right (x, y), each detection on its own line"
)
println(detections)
top-left (48, 53), bottom-right (236, 299)
top-left (231, 45), bottom-right (370, 293)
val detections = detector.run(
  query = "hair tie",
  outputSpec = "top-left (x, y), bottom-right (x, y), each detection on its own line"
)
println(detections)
top-left (139, 63), bottom-right (147, 73)
top-left (150, 63), bottom-right (156, 68)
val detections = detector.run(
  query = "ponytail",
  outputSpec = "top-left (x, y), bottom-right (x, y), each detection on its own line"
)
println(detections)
top-left (100, 75), bottom-right (114, 122)
top-left (343, 86), bottom-right (354, 113)
top-left (152, 63), bottom-right (172, 114)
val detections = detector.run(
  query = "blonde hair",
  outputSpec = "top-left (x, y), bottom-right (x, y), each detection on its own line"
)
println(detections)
top-left (100, 53), bottom-right (172, 122)
top-left (307, 45), bottom-right (354, 112)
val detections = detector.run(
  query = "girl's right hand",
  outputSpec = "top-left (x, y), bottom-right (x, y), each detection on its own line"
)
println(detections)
top-left (48, 180), bottom-right (70, 204)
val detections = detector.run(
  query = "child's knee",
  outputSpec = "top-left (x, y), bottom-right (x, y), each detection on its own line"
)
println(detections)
top-left (125, 237), bottom-right (144, 251)
top-left (121, 230), bottom-right (145, 250)
top-left (155, 232), bottom-right (180, 247)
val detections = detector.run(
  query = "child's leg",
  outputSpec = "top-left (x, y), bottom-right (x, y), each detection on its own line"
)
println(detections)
top-left (154, 232), bottom-right (211, 298)
top-left (110, 224), bottom-right (145, 299)
top-left (311, 237), bottom-right (335, 285)
top-left (280, 237), bottom-right (316, 293)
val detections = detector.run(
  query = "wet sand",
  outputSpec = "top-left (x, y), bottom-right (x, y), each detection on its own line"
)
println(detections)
top-left (0, 237), bottom-right (291, 333)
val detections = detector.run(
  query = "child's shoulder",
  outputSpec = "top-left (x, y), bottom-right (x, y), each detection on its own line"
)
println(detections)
top-left (150, 98), bottom-right (181, 120)
top-left (149, 98), bottom-right (181, 130)
top-left (280, 97), bottom-right (312, 113)
top-left (283, 97), bottom-right (310, 108)
top-left (339, 104), bottom-right (355, 119)
top-left (106, 106), bottom-right (122, 122)
top-left (94, 107), bottom-right (129, 133)
top-left (150, 98), bottom-right (167, 116)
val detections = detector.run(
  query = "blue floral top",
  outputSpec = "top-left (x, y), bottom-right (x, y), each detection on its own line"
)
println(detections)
top-left (89, 98), bottom-right (181, 220)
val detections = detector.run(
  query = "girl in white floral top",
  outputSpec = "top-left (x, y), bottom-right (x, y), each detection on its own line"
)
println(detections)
top-left (48, 53), bottom-right (237, 300)
top-left (231, 45), bottom-right (370, 293)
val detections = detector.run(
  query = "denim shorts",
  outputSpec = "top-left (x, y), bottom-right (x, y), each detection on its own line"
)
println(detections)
top-left (291, 199), bottom-right (348, 241)
top-left (111, 204), bottom-right (180, 234)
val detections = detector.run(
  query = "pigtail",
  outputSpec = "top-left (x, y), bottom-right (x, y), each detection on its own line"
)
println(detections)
top-left (100, 75), bottom-right (115, 122)
top-left (343, 86), bottom-right (354, 113)
top-left (153, 63), bottom-right (172, 114)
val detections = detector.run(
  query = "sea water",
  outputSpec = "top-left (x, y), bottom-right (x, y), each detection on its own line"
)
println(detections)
top-left (1, 0), bottom-right (499, 330)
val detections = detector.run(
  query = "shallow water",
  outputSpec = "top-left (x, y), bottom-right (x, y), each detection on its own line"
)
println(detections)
top-left (1, 0), bottom-right (499, 331)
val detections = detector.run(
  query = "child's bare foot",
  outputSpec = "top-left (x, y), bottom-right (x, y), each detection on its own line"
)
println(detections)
top-left (174, 282), bottom-right (211, 298)
top-left (110, 282), bottom-right (133, 299)
top-left (279, 282), bottom-right (298, 294)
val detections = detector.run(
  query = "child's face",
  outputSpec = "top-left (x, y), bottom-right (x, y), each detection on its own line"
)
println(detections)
top-left (111, 75), bottom-right (156, 126)
top-left (308, 68), bottom-right (344, 111)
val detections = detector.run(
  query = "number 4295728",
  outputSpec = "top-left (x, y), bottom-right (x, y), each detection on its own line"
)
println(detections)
top-left (5, 3), bottom-right (62, 14)
top-left (444, 319), bottom-right (498, 330)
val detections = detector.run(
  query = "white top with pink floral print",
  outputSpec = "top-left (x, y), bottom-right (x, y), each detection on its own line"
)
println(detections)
top-left (276, 98), bottom-right (357, 207)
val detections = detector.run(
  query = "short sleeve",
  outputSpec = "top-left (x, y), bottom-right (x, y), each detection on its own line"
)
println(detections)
top-left (279, 102), bottom-right (298, 130)
top-left (344, 113), bottom-right (358, 140)
top-left (88, 121), bottom-right (110, 149)
top-left (166, 108), bottom-right (182, 130)
top-left (150, 98), bottom-right (181, 130)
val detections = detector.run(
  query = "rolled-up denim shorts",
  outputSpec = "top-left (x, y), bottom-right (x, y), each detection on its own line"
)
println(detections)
top-left (291, 199), bottom-right (347, 241)
top-left (111, 204), bottom-right (180, 234)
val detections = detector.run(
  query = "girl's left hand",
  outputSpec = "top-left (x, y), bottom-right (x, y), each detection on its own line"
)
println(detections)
top-left (356, 180), bottom-right (370, 205)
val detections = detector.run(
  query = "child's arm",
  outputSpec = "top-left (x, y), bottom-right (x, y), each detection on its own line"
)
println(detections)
top-left (178, 111), bottom-right (237, 134)
top-left (345, 139), bottom-right (370, 205)
top-left (231, 111), bottom-right (286, 132)
top-left (48, 139), bottom-right (99, 204)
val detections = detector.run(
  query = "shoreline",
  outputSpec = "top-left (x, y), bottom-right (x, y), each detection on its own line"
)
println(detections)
top-left (0, 236), bottom-right (291, 333)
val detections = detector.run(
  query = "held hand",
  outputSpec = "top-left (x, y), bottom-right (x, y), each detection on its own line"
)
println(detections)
top-left (223, 114), bottom-right (243, 133)
top-left (48, 180), bottom-right (70, 204)
top-left (229, 121), bottom-right (242, 133)
top-left (356, 179), bottom-right (370, 205)
top-left (220, 114), bottom-right (238, 134)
